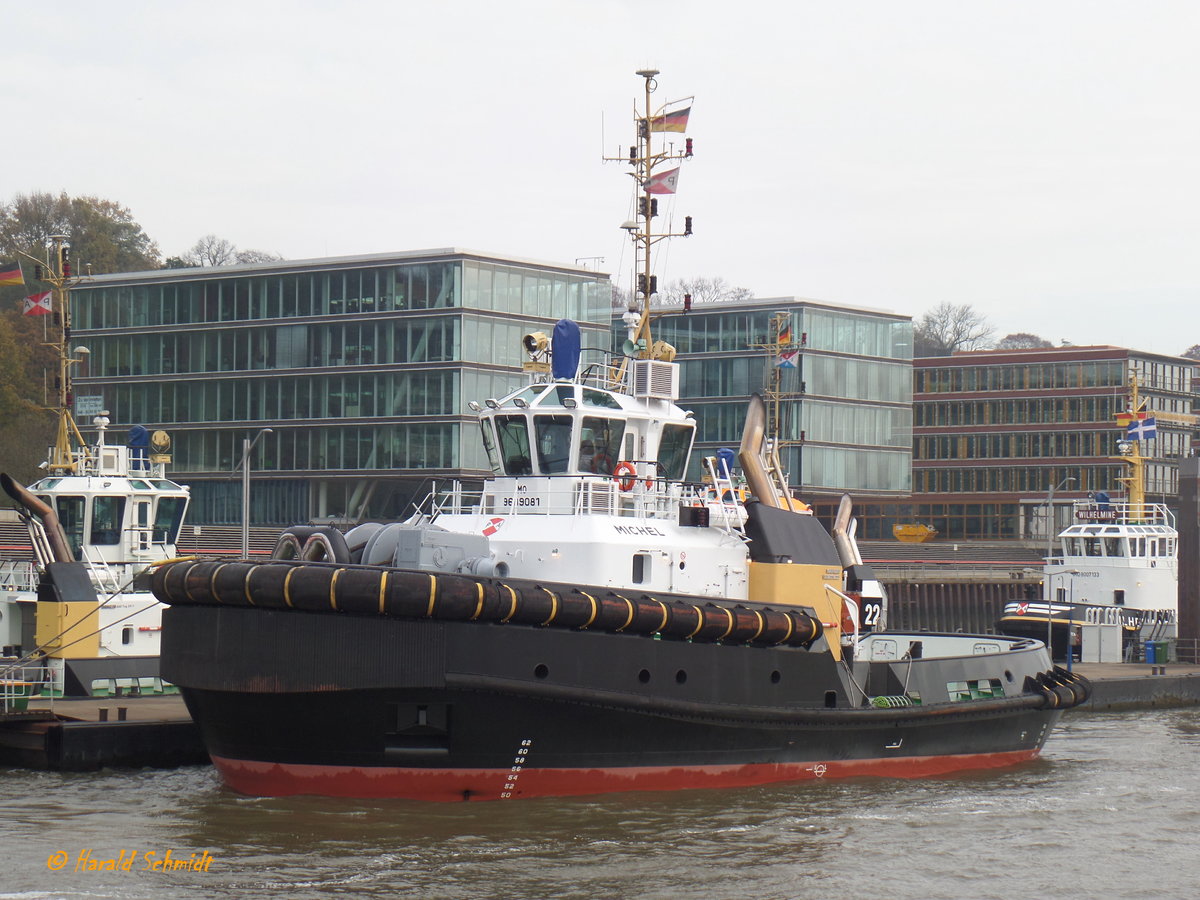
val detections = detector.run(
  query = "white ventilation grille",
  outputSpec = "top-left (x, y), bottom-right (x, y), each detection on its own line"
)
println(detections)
top-left (631, 360), bottom-right (679, 400)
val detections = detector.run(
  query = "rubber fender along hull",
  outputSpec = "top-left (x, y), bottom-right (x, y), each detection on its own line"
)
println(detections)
top-left (151, 558), bottom-right (823, 649)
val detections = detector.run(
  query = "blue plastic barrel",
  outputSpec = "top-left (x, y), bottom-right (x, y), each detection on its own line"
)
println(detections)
top-left (1145, 641), bottom-right (1156, 664)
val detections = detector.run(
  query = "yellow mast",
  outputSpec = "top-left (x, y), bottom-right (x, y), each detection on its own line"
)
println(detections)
top-left (20, 235), bottom-right (87, 473)
top-left (755, 311), bottom-right (796, 444)
top-left (1114, 371), bottom-right (1148, 517)
top-left (1115, 368), bottom-right (1200, 519)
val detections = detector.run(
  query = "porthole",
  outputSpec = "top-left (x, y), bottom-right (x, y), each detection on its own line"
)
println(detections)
top-left (675, 669), bottom-right (687, 684)
top-left (534, 664), bottom-right (549, 679)
top-left (770, 670), bottom-right (781, 684)
top-left (638, 669), bottom-right (651, 684)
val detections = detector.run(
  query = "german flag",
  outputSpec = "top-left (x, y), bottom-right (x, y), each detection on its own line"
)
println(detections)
top-left (0, 261), bottom-right (23, 286)
top-left (649, 105), bottom-right (691, 133)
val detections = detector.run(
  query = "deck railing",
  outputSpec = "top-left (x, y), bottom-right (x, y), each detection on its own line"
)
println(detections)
top-left (423, 476), bottom-right (735, 525)
top-left (1070, 499), bottom-right (1175, 528)
top-left (0, 560), bottom-right (37, 592)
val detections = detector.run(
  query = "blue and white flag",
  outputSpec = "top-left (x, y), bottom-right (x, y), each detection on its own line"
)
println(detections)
top-left (1127, 417), bottom-right (1157, 440)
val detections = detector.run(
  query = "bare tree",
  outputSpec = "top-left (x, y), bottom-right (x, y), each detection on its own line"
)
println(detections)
top-left (658, 276), bottom-right (753, 307)
top-left (996, 332), bottom-right (1054, 350)
top-left (610, 275), bottom-right (752, 311)
top-left (184, 234), bottom-right (238, 267)
top-left (178, 235), bottom-right (285, 267)
top-left (913, 303), bottom-right (993, 356)
top-left (235, 248), bottom-right (285, 264)
top-left (610, 282), bottom-right (633, 311)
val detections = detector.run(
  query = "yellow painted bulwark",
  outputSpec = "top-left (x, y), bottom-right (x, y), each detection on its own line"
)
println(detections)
top-left (36, 599), bottom-right (101, 658)
top-left (749, 561), bottom-right (843, 660)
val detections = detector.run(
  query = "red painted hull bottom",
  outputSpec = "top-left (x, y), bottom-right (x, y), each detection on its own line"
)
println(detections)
top-left (211, 749), bottom-right (1043, 802)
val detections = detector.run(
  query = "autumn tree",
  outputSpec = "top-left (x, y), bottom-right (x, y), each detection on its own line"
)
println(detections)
top-left (996, 332), bottom-right (1054, 349)
top-left (913, 303), bottom-right (994, 356)
top-left (0, 311), bottom-right (54, 483)
top-left (0, 191), bottom-right (160, 480)
top-left (0, 191), bottom-right (160, 274)
top-left (1181, 345), bottom-right (1200, 360)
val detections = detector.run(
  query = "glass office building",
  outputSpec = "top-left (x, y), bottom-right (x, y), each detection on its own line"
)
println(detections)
top-left (645, 297), bottom-right (913, 498)
top-left (70, 250), bottom-right (610, 525)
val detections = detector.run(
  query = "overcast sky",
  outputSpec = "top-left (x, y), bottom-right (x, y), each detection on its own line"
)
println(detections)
top-left (5, 0), bottom-right (1198, 356)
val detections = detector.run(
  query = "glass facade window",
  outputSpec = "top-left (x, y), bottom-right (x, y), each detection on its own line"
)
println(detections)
top-left (916, 429), bottom-right (1122, 461)
top-left (801, 309), bottom-right (912, 360)
top-left (72, 252), bottom-right (610, 525)
top-left (798, 400), bottom-right (912, 449)
top-left (915, 359), bottom-right (1128, 393)
top-left (791, 446), bottom-right (912, 493)
top-left (654, 299), bottom-right (912, 496)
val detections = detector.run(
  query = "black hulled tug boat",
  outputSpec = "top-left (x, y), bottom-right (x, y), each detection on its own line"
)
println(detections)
top-left (152, 70), bottom-right (1087, 801)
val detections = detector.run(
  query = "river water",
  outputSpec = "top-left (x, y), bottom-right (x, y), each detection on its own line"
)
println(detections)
top-left (2, 709), bottom-right (1198, 900)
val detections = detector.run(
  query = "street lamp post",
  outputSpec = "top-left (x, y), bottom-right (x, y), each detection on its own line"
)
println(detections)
top-left (1046, 566), bottom-right (1081, 665)
top-left (1042, 476), bottom-right (1076, 661)
top-left (237, 428), bottom-right (274, 559)
top-left (1043, 476), bottom-right (1077, 563)
top-left (1067, 571), bottom-right (1077, 672)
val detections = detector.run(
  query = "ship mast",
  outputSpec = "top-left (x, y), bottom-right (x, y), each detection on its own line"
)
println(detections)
top-left (21, 235), bottom-right (88, 473)
top-left (607, 68), bottom-right (693, 357)
top-left (1113, 368), bottom-right (1200, 518)
top-left (1115, 371), bottom-right (1148, 516)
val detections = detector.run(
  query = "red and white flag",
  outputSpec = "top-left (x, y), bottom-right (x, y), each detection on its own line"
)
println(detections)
top-left (22, 291), bottom-right (52, 316)
top-left (644, 167), bottom-right (680, 195)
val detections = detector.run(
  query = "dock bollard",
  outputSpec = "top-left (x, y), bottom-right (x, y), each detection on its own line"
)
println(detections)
top-left (98, 708), bottom-right (109, 722)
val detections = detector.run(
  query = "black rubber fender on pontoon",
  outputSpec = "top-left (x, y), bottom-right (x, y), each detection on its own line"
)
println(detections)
top-left (150, 558), bottom-right (825, 649)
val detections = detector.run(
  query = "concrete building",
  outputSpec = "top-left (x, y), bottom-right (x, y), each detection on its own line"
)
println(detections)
top-left (859, 345), bottom-right (1197, 542)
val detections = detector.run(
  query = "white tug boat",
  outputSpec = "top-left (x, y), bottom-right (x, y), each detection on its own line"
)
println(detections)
top-left (0, 236), bottom-right (189, 696)
top-left (999, 376), bottom-right (1179, 661)
top-left (151, 70), bottom-right (1087, 802)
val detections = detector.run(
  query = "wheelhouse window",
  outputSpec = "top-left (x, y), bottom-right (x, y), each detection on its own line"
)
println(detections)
top-left (51, 496), bottom-right (85, 559)
top-left (579, 416), bottom-right (624, 476)
top-left (152, 497), bottom-right (187, 544)
top-left (90, 496), bottom-right (126, 545)
top-left (479, 419), bottom-right (502, 473)
top-left (535, 415), bottom-right (573, 474)
top-left (582, 388), bottom-right (621, 410)
top-left (537, 385), bottom-right (576, 407)
top-left (657, 423), bottom-right (695, 481)
top-left (495, 415), bottom-right (533, 475)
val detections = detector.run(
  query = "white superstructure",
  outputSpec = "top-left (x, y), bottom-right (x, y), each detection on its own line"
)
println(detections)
top-left (1046, 499), bottom-right (1177, 629)
top-left (1, 415), bottom-right (189, 662)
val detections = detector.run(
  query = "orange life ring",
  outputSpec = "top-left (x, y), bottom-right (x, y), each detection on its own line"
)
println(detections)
top-left (614, 461), bottom-right (638, 491)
